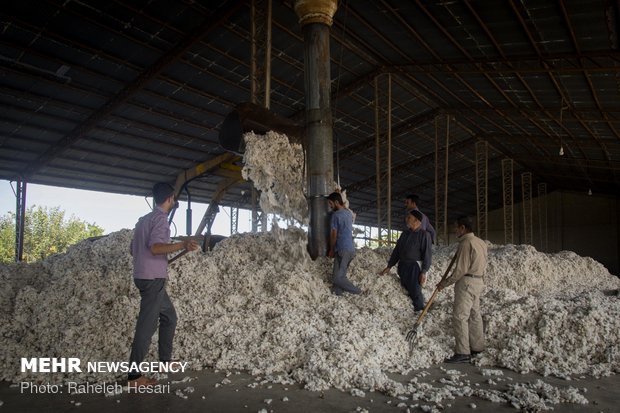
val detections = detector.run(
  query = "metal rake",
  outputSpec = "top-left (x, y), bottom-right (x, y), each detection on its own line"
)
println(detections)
top-left (406, 251), bottom-right (458, 353)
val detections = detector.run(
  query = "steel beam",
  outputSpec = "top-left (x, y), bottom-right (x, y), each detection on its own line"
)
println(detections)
top-left (435, 115), bottom-right (450, 245)
top-left (475, 141), bottom-right (488, 240)
top-left (230, 206), bottom-right (239, 235)
top-left (502, 159), bottom-right (514, 244)
top-left (375, 76), bottom-right (382, 242)
top-left (15, 179), bottom-right (27, 262)
top-left (521, 172), bottom-right (533, 245)
top-left (537, 183), bottom-right (548, 252)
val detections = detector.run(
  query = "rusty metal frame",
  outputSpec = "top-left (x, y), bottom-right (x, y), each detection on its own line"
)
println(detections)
top-left (502, 159), bottom-right (514, 245)
top-left (435, 115), bottom-right (450, 245)
top-left (521, 172), bottom-right (533, 245)
top-left (475, 141), bottom-right (488, 240)
top-left (537, 183), bottom-right (548, 252)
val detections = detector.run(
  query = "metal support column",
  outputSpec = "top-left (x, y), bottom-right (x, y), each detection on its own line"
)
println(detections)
top-left (249, 0), bottom-right (271, 234)
top-left (15, 179), bottom-right (27, 262)
top-left (502, 159), bottom-right (514, 244)
top-left (475, 141), bottom-right (488, 240)
top-left (264, 0), bottom-right (272, 110)
top-left (386, 73), bottom-right (392, 242)
top-left (250, 0), bottom-right (271, 107)
top-left (295, 0), bottom-right (338, 259)
top-left (261, 212), bottom-right (268, 232)
top-left (374, 74), bottom-right (392, 245)
top-left (435, 115), bottom-right (449, 245)
top-left (230, 206), bottom-right (239, 235)
top-left (537, 183), bottom-right (548, 252)
top-left (251, 187), bottom-right (259, 233)
top-left (374, 76), bottom-right (383, 243)
top-left (184, 185), bottom-right (192, 236)
top-left (521, 172), bottom-right (533, 245)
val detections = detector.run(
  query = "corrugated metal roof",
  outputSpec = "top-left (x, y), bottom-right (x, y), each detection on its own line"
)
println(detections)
top-left (1, 0), bottom-right (619, 229)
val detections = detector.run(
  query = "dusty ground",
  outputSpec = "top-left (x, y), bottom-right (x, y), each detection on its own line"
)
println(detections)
top-left (1, 363), bottom-right (617, 413)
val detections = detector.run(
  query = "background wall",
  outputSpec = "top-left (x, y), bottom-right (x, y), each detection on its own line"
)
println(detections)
top-left (482, 190), bottom-right (619, 276)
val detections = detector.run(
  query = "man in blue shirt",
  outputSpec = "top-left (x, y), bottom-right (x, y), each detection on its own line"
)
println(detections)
top-left (327, 192), bottom-right (361, 296)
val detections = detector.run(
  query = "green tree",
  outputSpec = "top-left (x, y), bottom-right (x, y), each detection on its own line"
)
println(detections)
top-left (0, 206), bottom-right (104, 263)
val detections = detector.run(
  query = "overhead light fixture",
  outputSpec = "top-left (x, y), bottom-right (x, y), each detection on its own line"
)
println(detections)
top-left (588, 188), bottom-right (592, 196)
top-left (55, 64), bottom-right (71, 77)
top-left (559, 145), bottom-right (564, 156)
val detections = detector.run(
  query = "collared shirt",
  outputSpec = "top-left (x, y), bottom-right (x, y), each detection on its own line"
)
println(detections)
top-left (440, 232), bottom-right (487, 288)
top-left (130, 206), bottom-right (170, 279)
top-left (406, 207), bottom-right (436, 243)
top-left (387, 227), bottom-right (432, 273)
top-left (330, 208), bottom-right (355, 253)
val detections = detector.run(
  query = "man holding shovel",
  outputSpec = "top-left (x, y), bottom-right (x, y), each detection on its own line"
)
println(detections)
top-left (379, 209), bottom-right (432, 311)
top-left (437, 216), bottom-right (488, 363)
top-left (128, 183), bottom-right (199, 386)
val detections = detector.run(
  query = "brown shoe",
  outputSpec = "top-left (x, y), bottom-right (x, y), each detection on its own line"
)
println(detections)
top-left (128, 376), bottom-right (158, 386)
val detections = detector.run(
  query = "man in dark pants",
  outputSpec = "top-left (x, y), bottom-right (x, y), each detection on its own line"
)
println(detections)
top-left (379, 210), bottom-right (432, 311)
top-left (128, 183), bottom-right (199, 386)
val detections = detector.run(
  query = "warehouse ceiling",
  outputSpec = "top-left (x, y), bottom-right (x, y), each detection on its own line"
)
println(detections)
top-left (1, 0), bottom-right (619, 229)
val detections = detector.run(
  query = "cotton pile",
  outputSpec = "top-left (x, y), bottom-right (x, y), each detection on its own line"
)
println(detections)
top-left (0, 227), bottom-right (618, 394)
top-left (1, 132), bottom-right (619, 411)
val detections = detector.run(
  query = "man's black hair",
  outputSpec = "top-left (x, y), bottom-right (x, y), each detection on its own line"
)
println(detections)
top-left (456, 215), bottom-right (474, 232)
top-left (153, 183), bottom-right (175, 205)
top-left (327, 192), bottom-right (344, 205)
top-left (405, 194), bottom-right (419, 204)
top-left (409, 209), bottom-right (424, 222)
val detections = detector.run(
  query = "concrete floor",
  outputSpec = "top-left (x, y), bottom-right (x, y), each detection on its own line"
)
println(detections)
top-left (1, 364), bottom-right (618, 413)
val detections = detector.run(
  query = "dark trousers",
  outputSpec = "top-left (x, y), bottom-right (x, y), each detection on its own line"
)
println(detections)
top-left (331, 250), bottom-right (361, 295)
top-left (398, 261), bottom-right (425, 311)
top-left (128, 278), bottom-right (177, 380)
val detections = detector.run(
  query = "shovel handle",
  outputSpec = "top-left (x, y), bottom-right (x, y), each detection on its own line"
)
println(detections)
top-left (413, 251), bottom-right (458, 324)
top-left (167, 249), bottom-right (189, 264)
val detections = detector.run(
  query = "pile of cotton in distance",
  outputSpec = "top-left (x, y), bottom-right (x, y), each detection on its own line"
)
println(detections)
top-left (1, 227), bottom-right (618, 395)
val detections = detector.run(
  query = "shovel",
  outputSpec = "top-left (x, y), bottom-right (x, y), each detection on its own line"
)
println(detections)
top-left (167, 236), bottom-right (203, 264)
top-left (406, 251), bottom-right (458, 352)
top-left (168, 249), bottom-right (189, 264)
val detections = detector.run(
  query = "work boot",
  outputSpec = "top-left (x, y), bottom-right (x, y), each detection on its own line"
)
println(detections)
top-left (127, 375), bottom-right (158, 386)
top-left (444, 353), bottom-right (471, 363)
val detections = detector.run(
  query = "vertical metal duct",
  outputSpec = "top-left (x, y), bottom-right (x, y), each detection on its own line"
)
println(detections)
top-left (294, 0), bottom-right (338, 259)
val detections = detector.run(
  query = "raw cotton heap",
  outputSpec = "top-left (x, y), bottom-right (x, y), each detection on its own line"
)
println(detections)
top-left (241, 131), bottom-right (308, 223)
top-left (1, 228), bottom-right (618, 398)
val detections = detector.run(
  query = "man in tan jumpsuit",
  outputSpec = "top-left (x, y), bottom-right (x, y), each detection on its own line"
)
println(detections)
top-left (437, 216), bottom-right (488, 363)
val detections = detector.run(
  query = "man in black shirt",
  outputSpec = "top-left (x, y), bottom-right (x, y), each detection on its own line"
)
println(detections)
top-left (379, 209), bottom-right (432, 310)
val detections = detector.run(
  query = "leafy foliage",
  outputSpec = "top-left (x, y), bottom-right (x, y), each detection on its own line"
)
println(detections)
top-left (0, 206), bottom-right (104, 263)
